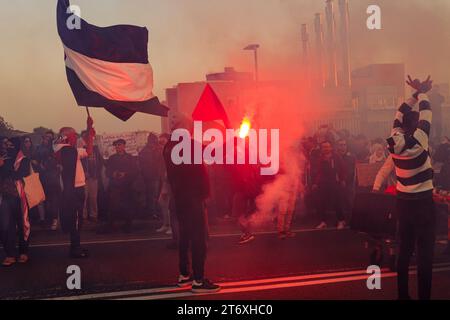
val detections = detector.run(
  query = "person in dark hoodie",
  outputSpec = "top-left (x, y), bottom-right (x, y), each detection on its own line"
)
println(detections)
top-left (163, 113), bottom-right (220, 294)
top-left (54, 117), bottom-right (94, 259)
top-left (0, 137), bottom-right (32, 266)
top-left (311, 140), bottom-right (347, 230)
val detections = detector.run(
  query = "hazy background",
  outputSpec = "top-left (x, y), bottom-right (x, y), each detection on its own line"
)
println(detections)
top-left (1, 0), bottom-right (449, 133)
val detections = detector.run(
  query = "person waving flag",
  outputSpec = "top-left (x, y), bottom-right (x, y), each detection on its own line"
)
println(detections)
top-left (57, 0), bottom-right (168, 121)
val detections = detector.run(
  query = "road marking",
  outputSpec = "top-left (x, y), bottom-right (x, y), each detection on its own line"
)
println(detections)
top-left (29, 227), bottom-right (338, 248)
top-left (47, 267), bottom-right (375, 300)
top-left (47, 262), bottom-right (450, 300)
top-left (118, 266), bottom-right (450, 301)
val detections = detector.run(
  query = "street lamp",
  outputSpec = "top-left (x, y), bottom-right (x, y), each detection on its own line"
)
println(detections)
top-left (243, 44), bottom-right (260, 82)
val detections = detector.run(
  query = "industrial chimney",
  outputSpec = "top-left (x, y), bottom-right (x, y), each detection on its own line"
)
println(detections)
top-left (325, 0), bottom-right (338, 88)
top-left (338, 0), bottom-right (351, 87)
top-left (301, 24), bottom-right (311, 86)
top-left (314, 13), bottom-right (326, 88)
top-left (301, 24), bottom-right (310, 65)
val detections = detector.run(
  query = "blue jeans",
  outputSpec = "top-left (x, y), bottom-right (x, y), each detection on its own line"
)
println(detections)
top-left (0, 194), bottom-right (29, 257)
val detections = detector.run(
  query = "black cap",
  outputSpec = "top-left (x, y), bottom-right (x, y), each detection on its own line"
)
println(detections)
top-left (113, 139), bottom-right (126, 146)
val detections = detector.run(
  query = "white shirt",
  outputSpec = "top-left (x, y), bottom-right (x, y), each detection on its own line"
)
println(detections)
top-left (75, 148), bottom-right (88, 188)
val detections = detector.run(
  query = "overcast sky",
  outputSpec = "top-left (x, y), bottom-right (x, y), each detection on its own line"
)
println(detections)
top-left (1, 0), bottom-right (449, 133)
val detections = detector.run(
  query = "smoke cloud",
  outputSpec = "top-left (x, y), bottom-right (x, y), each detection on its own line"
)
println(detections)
top-left (1, 1), bottom-right (449, 133)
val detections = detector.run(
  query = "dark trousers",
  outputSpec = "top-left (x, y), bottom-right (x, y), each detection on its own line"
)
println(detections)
top-left (397, 197), bottom-right (436, 300)
top-left (341, 185), bottom-right (355, 218)
top-left (317, 184), bottom-right (344, 222)
top-left (169, 199), bottom-right (179, 243)
top-left (0, 195), bottom-right (29, 257)
top-left (176, 199), bottom-right (208, 282)
top-left (232, 192), bottom-right (254, 235)
top-left (61, 187), bottom-right (85, 251)
top-left (143, 178), bottom-right (159, 216)
top-left (108, 184), bottom-right (133, 227)
top-left (43, 184), bottom-right (61, 220)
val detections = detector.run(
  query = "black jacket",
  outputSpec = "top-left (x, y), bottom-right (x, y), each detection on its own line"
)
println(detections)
top-left (106, 153), bottom-right (137, 187)
top-left (163, 140), bottom-right (210, 205)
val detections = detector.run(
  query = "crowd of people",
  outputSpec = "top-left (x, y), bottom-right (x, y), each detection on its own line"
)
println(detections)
top-left (1, 118), bottom-right (449, 257)
top-left (1, 76), bottom-right (450, 296)
top-left (300, 124), bottom-right (450, 229)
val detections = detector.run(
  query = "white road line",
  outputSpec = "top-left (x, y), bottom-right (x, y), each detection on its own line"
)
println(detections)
top-left (48, 267), bottom-right (375, 300)
top-left (29, 227), bottom-right (334, 248)
top-left (47, 263), bottom-right (450, 300)
top-left (118, 266), bottom-right (450, 301)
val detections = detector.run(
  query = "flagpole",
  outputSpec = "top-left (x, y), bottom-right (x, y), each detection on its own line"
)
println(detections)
top-left (85, 106), bottom-right (95, 156)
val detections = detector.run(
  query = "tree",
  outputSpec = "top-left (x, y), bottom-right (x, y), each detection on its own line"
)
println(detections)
top-left (0, 116), bottom-right (14, 137)
top-left (33, 126), bottom-right (54, 137)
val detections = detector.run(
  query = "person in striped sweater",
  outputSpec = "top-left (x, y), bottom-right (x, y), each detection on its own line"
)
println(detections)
top-left (387, 76), bottom-right (435, 300)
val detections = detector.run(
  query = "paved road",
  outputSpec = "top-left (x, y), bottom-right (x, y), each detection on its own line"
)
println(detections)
top-left (1, 223), bottom-right (449, 300)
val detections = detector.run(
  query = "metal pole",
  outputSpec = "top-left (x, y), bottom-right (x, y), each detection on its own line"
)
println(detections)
top-left (254, 49), bottom-right (259, 83)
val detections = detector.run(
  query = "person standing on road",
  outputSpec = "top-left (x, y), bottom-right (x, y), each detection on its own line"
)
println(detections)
top-left (79, 130), bottom-right (103, 224)
top-left (0, 137), bottom-right (32, 266)
top-left (139, 133), bottom-right (163, 220)
top-left (336, 139), bottom-right (356, 218)
top-left (163, 113), bottom-right (220, 294)
top-left (311, 141), bottom-right (347, 230)
top-left (55, 117), bottom-right (94, 259)
top-left (105, 139), bottom-right (138, 233)
top-left (388, 76), bottom-right (435, 300)
top-left (156, 134), bottom-right (173, 235)
top-left (35, 131), bottom-right (61, 231)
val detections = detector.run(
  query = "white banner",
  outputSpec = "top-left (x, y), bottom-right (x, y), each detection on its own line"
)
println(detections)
top-left (97, 131), bottom-right (151, 159)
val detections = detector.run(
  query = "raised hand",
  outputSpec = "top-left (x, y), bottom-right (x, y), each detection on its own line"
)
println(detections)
top-left (406, 75), bottom-right (422, 91)
top-left (420, 75), bottom-right (433, 94)
top-left (87, 116), bottom-right (94, 129)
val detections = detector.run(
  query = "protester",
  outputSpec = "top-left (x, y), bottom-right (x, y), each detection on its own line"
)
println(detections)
top-left (35, 131), bottom-right (61, 231)
top-left (139, 133), bottom-right (163, 220)
top-left (351, 134), bottom-right (370, 163)
top-left (372, 155), bottom-right (396, 193)
top-left (311, 141), bottom-right (347, 230)
top-left (19, 136), bottom-right (43, 225)
top-left (277, 164), bottom-right (300, 239)
top-left (0, 137), bottom-right (32, 266)
top-left (369, 143), bottom-right (387, 164)
top-left (434, 137), bottom-right (450, 190)
top-left (429, 85), bottom-right (445, 140)
top-left (79, 130), bottom-right (103, 224)
top-left (55, 118), bottom-right (94, 259)
top-left (388, 76), bottom-right (435, 300)
top-left (105, 139), bottom-right (138, 233)
top-left (231, 143), bottom-right (260, 245)
top-left (163, 113), bottom-right (220, 293)
top-left (336, 139), bottom-right (356, 217)
top-left (156, 134), bottom-right (172, 235)
top-left (20, 136), bottom-right (34, 159)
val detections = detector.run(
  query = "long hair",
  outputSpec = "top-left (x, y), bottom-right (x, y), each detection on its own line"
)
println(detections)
top-left (21, 136), bottom-right (34, 158)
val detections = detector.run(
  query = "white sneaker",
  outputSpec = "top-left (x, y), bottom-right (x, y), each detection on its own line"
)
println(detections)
top-left (337, 221), bottom-right (346, 230)
top-left (50, 219), bottom-right (58, 231)
top-left (156, 226), bottom-right (168, 233)
top-left (166, 229), bottom-right (173, 235)
top-left (177, 275), bottom-right (193, 288)
top-left (316, 222), bottom-right (328, 230)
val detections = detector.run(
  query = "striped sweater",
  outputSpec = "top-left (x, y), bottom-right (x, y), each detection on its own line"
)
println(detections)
top-left (387, 94), bottom-right (433, 199)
